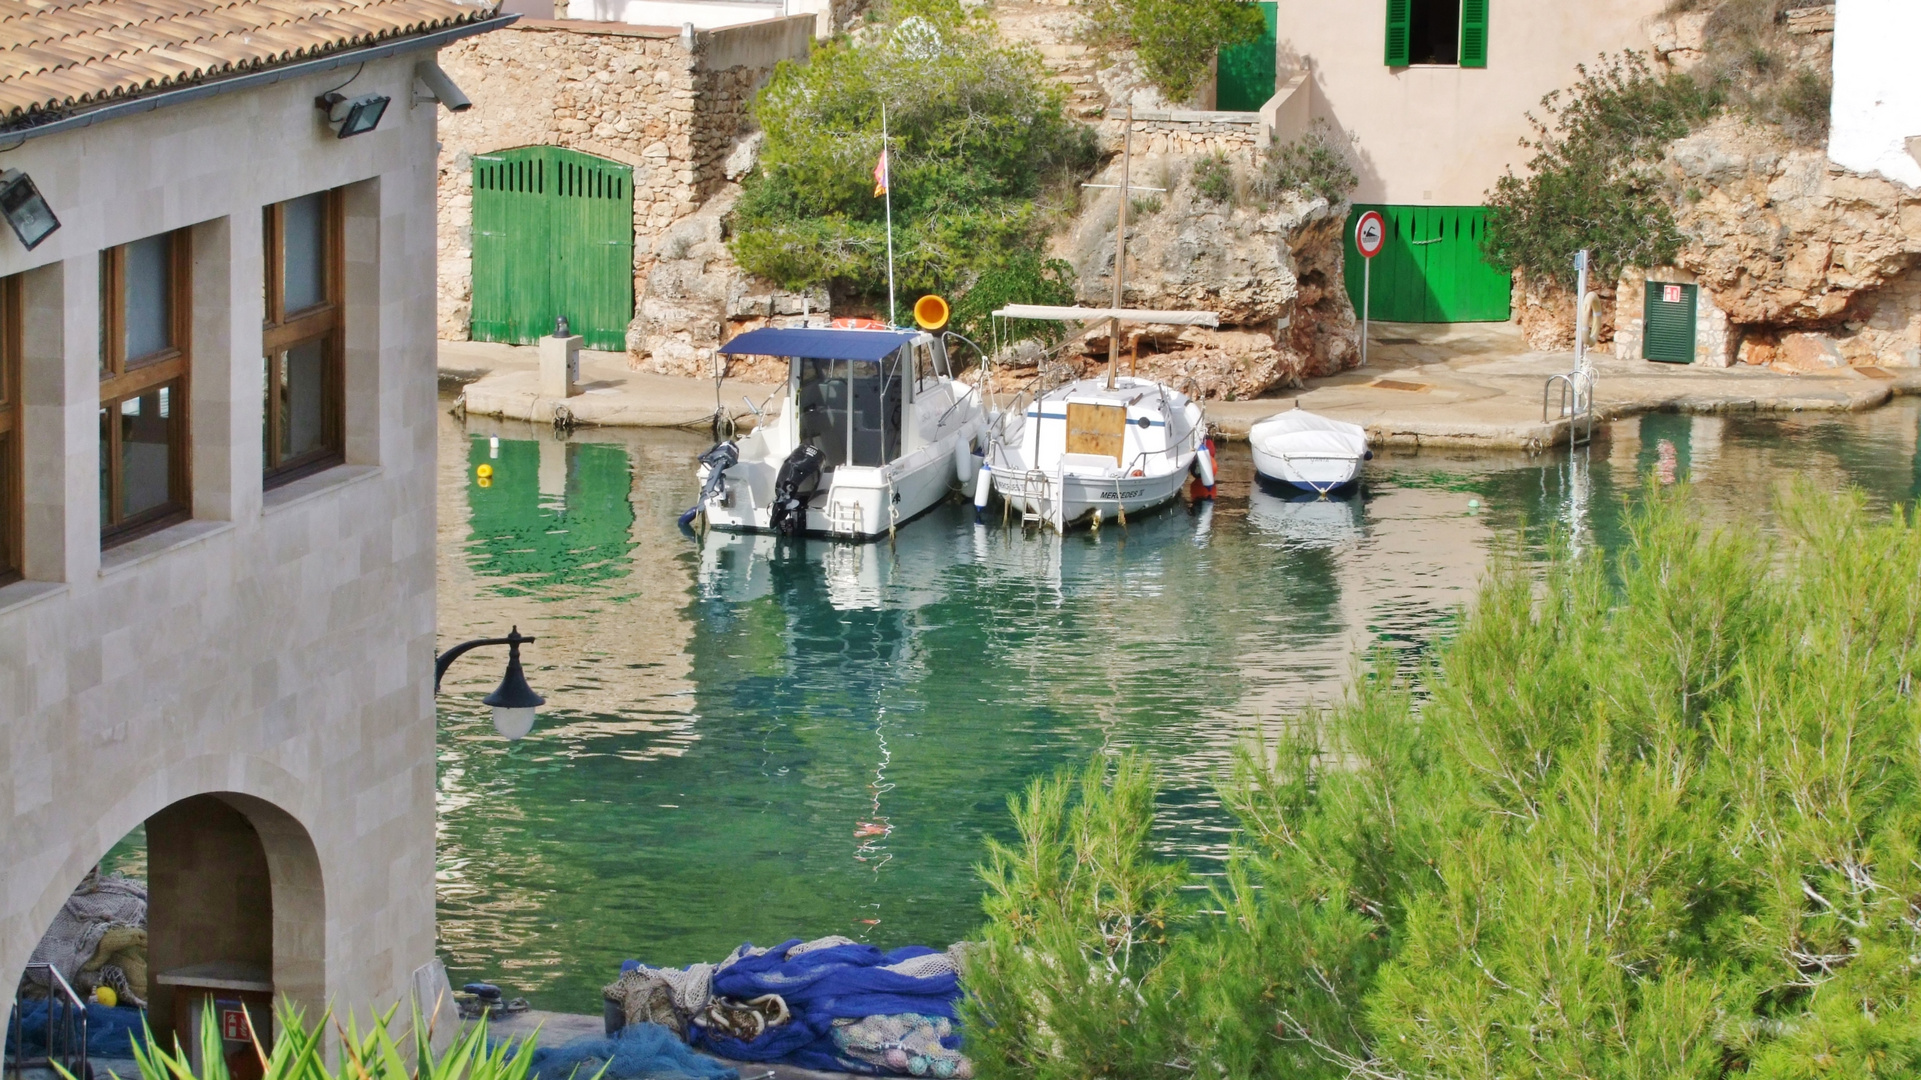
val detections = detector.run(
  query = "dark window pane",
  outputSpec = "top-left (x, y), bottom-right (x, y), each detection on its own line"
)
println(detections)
top-left (124, 234), bottom-right (172, 361)
top-left (97, 405), bottom-right (111, 524)
top-left (1, 431), bottom-right (14, 574)
top-left (262, 354), bottom-right (274, 469)
top-left (119, 386), bottom-right (175, 519)
top-left (283, 339), bottom-right (327, 459)
top-left (283, 194), bottom-right (327, 313)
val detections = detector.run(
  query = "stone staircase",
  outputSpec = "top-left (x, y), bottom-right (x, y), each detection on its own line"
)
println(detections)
top-left (1039, 41), bottom-right (1107, 118)
top-left (995, 2), bottom-right (1110, 119)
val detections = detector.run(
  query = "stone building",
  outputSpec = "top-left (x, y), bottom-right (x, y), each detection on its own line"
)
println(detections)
top-left (0, 0), bottom-right (504, 1038)
top-left (434, 15), bottom-right (813, 351)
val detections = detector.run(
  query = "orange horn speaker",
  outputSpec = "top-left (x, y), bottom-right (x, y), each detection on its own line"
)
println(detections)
top-left (913, 294), bottom-right (950, 330)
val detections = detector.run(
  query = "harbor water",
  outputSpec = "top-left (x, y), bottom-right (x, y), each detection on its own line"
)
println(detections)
top-left (434, 398), bottom-right (1921, 1011)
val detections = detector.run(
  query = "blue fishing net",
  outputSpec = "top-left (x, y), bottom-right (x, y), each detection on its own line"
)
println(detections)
top-left (529, 1022), bottom-right (736, 1080)
top-left (5, 1002), bottom-right (148, 1060)
top-left (691, 941), bottom-right (962, 1075)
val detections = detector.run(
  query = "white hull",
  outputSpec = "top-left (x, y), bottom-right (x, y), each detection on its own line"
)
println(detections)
top-left (1248, 409), bottom-right (1368, 493)
top-left (981, 375), bottom-right (1208, 532)
top-left (703, 432), bottom-right (974, 540)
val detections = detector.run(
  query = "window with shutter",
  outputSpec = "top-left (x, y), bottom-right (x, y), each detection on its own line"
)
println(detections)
top-left (1384, 0), bottom-right (1411, 66)
top-left (1460, 0), bottom-right (1488, 67)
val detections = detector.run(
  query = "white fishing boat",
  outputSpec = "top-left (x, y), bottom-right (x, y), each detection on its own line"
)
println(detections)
top-left (972, 104), bottom-right (1218, 532)
top-left (686, 324), bottom-right (984, 541)
top-left (1248, 408), bottom-right (1370, 494)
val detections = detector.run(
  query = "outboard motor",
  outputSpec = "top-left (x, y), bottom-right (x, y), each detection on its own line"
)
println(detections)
top-left (769, 444), bottom-right (826, 536)
top-left (678, 440), bottom-right (739, 528)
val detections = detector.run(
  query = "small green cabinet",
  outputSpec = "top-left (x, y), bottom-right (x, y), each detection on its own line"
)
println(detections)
top-left (471, 146), bottom-right (635, 352)
top-left (1642, 281), bottom-right (1697, 363)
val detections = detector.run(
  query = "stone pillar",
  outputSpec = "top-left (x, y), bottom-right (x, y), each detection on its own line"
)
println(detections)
top-left (540, 332), bottom-right (582, 398)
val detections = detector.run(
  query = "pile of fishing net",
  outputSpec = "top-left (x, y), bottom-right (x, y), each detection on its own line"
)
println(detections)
top-left (528, 1023), bottom-right (737, 1080)
top-left (4, 1001), bottom-right (149, 1060)
top-left (18, 869), bottom-right (150, 1008)
top-left (603, 937), bottom-right (970, 1077)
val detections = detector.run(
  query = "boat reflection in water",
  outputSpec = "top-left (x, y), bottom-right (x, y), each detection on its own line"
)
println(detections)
top-left (1245, 480), bottom-right (1365, 552)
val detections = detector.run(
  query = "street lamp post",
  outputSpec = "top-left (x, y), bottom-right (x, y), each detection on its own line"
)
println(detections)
top-left (435, 626), bottom-right (546, 740)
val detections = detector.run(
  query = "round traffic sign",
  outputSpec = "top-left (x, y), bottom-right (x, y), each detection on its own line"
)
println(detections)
top-left (1354, 211), bottom-right (1386, 259)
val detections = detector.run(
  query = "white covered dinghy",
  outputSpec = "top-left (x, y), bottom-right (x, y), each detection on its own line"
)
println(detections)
top-left (1248, 408), bottom-right (1370, 494)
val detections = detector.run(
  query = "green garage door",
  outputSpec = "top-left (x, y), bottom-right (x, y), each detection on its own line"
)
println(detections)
top-left (472, 146), bottom-right (634, 351)
top-left (1342, 204), bottom-right (1511, 323)
top-left (1216, 2), bottom-right (1278, 111)
top-left (1641, 281), bottom-right (1697, 363)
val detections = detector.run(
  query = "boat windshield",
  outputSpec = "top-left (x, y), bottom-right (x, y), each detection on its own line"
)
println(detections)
top-left (796, 347), bottom-right (904, 468)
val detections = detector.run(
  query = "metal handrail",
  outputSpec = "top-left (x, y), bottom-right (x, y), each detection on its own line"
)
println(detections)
top-left (1543, 369), bottom-right (1596, 447)
top-left (8, 964), bottom-right (90, 1080)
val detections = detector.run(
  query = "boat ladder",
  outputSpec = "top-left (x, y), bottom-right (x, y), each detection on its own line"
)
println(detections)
top-left (1009, 469), bottom-right (1054, 529)
top-left (1544, 368), bottom-right (1596, 447)
top-left (827, 499), bottom-right (864, 537)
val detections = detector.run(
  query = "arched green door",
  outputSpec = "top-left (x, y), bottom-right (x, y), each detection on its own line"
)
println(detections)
top-left (471, 146), bottom-right (634, 351)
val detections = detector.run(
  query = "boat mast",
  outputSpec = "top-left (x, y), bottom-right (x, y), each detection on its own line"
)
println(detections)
top-left (1107, 104), bottom-right (1132, 391)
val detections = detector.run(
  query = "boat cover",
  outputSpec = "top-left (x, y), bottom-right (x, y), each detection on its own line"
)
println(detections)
top-left (1249, 409), bottom-right (1368, 456)
top-left (718, 327), bottom-right (915, 361)
top-left (991, 304), bottom-right (1220, 326)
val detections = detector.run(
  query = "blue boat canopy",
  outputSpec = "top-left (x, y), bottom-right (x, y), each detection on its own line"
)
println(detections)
top-left (717, 327), bottom-right (915, 361)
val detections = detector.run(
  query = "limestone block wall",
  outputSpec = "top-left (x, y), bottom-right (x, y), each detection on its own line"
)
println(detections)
top-left (0, 51), bottom-right (442, 1030)
top-left (434, 16), bottom-right (812, 342)
top-left (1117, 110), bottom-right (1261, 156)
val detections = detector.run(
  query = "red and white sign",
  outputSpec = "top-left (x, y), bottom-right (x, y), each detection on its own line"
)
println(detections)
top-left (220, 1005), bottom-right (251, 1043)
top-left (1354, 211), bottom-right (1386, 259)
top-left (1661, 284), bottom-right (1684, 304)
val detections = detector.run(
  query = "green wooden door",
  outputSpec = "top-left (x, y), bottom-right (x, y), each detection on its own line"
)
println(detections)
top-left (471, 146), bottom-right (634, 351)
top-left (1642, 281), bottom-right (1697, 363)
top-left (1343, 204), bottom-right (1511, 323)
top-left (1216, 2), bottom-right (1278, 111)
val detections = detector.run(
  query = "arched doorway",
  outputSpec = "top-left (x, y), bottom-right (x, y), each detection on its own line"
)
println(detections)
top-left (8, 794), bottom-right (323, 1080)
top-left (470, 146), bottom-right (635, 350)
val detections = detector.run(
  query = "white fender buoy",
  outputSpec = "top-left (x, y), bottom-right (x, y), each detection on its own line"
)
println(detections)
top-left (953, 437), bottom-right (974, 485)
top-left (1196, 443), bottom-right (1217, 489)
top-left (973, 463), bottom-right (993, 521)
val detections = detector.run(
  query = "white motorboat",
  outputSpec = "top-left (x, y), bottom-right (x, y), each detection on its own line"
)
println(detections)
top-left (687, 326), bottom-right (984, 541)
top-left (1248, 408), bottom-right (1370, 494)
top-left (980, 370), bottom-right (1213, 531)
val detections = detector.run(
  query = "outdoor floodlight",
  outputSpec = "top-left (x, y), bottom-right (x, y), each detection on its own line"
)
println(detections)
top-left (435, 626), bottom-right (547, 741)
top-left (316, 92), bottom-right (390, 138)
top-left (0, 170), bottom-right (60, 250)
top-left (413, 60), bottom-right (473, 112)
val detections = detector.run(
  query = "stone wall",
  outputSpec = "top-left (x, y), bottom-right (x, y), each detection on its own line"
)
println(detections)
top-left (1111, 110), bottom-right (1261, 156)
top-left (434, 16), bottom-right (812, 342)
top-left (1613, 267), bottom-right (1738, 368)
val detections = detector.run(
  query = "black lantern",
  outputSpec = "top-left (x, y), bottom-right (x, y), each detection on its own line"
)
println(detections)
top-left (0, 170), bottom-right (59, 250)
top-left (436, 627), bottom-right (547, 740)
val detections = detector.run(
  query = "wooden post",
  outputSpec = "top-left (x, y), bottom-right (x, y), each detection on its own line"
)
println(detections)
top-left (1107, 105), bottom-right (1132, 390)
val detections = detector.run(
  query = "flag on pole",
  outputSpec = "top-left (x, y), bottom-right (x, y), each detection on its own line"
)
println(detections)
top-left (873, 148), bottom-right (889, 197)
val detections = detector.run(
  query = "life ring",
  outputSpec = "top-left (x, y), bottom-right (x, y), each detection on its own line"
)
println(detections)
top-left (831, 317), bottom-right (891, 330)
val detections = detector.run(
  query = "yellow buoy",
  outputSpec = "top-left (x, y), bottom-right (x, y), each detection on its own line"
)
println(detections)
top-left (477, 477), bottom-right (493, 489)
top-left (476, 464), bottom-right (494, 479)
top-left (94, 986), bottom-right (117, 1008)
top-left (913, 294), bottom-right (950, 331)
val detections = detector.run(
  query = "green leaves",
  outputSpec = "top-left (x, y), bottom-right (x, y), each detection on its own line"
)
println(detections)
top-left (730, 0), bottom-right (1096, 332)
top-left (966, 485), bottom-right (1921, 1079)
top-left (1081, 0), bottom-right (1268, 106)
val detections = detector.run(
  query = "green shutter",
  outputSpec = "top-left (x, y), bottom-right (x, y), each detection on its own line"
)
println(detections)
top-left (1642, 281), bottom-right (1697, 363)
top-left (1216, 2), bottom-right (1278, 111)
top-left (1384, 0), bottom-right (1410, 66)
top-left (1345, 204), bottom-right (1512, 323)
top-left (1459, 0), bottom-right (1488, 67)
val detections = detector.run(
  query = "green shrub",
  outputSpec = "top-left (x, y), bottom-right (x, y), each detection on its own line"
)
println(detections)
top-left (730, 0), bottom-right (1096, 323)
top-left (1254, 119), bottom-right (1358, 207)
top-left (966, 483), bottom-right (1921, 1079)
top-left (947, 253), bottom-right (1078, 348)
top-left (1191, 151), bottom-right (1234, 204)
top-left (1484, 52), bottom-right (1719, 290)
top-left (1080, 0), bottom-right (1267, 105)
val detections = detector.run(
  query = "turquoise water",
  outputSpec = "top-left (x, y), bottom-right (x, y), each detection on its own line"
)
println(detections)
top-left (434, 399), bottom-right (1921, 1011)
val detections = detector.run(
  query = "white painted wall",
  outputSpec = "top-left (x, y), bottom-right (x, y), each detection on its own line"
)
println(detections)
top-left (0, 50), bottom-right (443, 1026)
top-left (568, 0), bottom-right (783, 30)
top-left (1828, 0), bottom-right (1921, 187)
top-left (1269, 0), bottom-right (1668, 205)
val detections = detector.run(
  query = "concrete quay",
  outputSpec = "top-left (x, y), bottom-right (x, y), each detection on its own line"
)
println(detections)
top-left (441, 324), bottom-right (1920, 451)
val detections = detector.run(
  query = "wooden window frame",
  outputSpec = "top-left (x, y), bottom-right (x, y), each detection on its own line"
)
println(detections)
top-left (261, 190), bottom-right (345, 486)
top-left (0, 275), bottom-right (20, 585)
top-left (99, 230), bottom-right (192, 546)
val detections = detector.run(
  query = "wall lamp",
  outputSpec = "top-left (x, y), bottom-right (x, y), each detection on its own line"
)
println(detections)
top-left (435, 627), bottom-right (546, 740)
top-left (316, 91), bottom-right (390, 138)
top-left (0, 170), bottom-right (60, 250)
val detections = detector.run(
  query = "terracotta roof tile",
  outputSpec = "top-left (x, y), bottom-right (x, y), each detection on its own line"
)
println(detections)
top-left (0, 0), bottom-right (498, 123)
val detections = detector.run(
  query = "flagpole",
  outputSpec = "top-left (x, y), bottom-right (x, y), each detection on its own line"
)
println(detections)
top-left (882, 103), bottom-right (897, 329)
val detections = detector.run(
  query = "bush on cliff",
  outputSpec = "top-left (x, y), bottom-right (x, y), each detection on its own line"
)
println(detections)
top-left (1483, 51), bottom-right (1718, 290)
top-left (1080, 0), bottom-right (1267, 106)
top-left (729, 0), bottom-right (1096, 341)
top-left (965, 483), bottom-right (1921, 1079)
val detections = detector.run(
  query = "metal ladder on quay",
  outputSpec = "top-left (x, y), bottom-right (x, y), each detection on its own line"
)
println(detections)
top-left (1544, 368), bottom-right (1596, 448)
